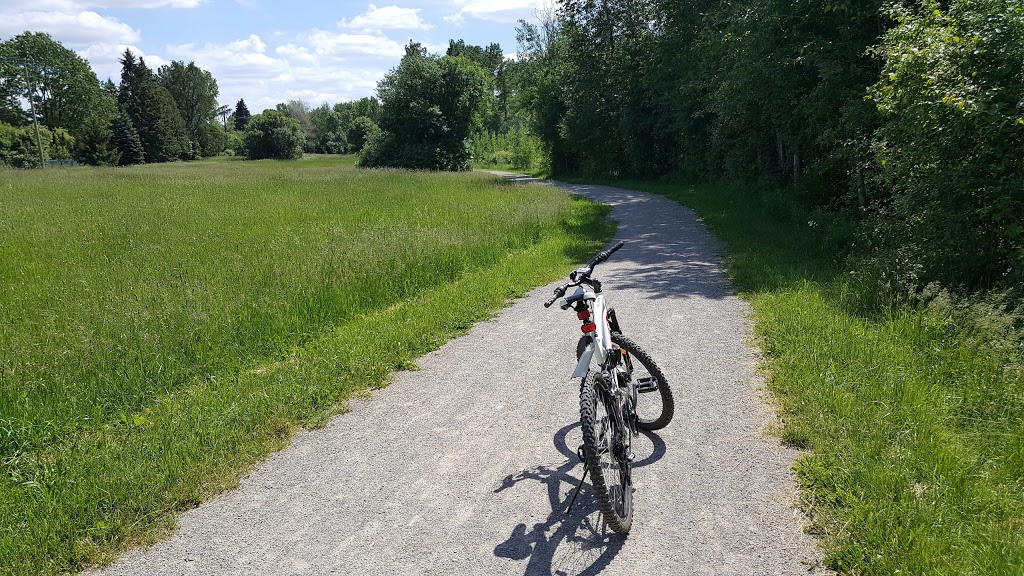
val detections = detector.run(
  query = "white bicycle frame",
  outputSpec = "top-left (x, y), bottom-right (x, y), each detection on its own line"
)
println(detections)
top-left (567, 291), bottom-right (613, 379)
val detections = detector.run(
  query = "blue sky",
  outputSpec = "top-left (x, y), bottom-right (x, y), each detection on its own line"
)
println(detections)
top-left (0, 1), bottom-right (551, 111)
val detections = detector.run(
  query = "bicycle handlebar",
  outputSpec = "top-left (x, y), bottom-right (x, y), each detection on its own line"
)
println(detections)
top-left (543, 241), bottom-right (625, 308)
top-left (543, 285), bottom-right (568, 308)
top-left (587, 241), bottom-right (625, 270)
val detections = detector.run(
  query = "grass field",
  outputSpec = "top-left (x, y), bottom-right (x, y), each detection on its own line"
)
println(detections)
top-left (0, 156), bottom-right (613, 575)
top-left (577, 178), bottom-right (1024, 575)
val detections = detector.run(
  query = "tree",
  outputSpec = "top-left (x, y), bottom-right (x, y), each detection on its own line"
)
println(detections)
top-left (244, 110), bottom-right (304, 160)
top-left (0, 122), bottom-right (46, 167)
top-left (0, 32), bottom-right (115, 138)
top-left (196, 120), bottom-right (227, 157)
top-left (111, 112), bottom-right (144, 165)
top-left (275, 100), bottom-right (315, 151)
top-left (156, 60), bottom-right (219, 153)
top-left (308, 104), bottom-right (349, 153)
top-left (869, 0), bottom-right (1024, 289)
top-left (75, 115), bottom-right (120, 166)
top-left (360, 43), bottom-right (490, 171)
top-left (233, 99), bottom-right (251, 131)
top-left (346, 97), bottom-right (381, 124)
top-left (118, 49), bottom-right (189, 162)
top-left (347, 116), bottom-right (380, 153)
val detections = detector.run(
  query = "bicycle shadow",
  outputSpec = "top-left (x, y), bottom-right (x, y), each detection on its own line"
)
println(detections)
top-left (493, 422), bottom-right (667, 576)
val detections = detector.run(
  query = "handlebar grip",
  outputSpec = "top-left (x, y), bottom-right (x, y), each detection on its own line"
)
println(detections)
top-left (588, 241), bottom-right (625, 268)
top-left (544, 283), bottom-right (570, 308)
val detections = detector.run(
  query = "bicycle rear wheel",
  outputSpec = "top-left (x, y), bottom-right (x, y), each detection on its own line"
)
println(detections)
top-left (612, 333), bottom-right (674, 431)
top-left (579, 371), bottom-right (633, 534)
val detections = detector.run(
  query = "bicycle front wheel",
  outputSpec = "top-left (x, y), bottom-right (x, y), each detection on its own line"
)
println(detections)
top-left (579, 371), bottom-right (633, 534)
top-left (613, 333), bottom-right (674, 431)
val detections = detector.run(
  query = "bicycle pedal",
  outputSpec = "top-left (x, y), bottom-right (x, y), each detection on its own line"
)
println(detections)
top-left (576, 445), bottom-right (586, 462)
top-left (636, 377), bottom-right (659, 393)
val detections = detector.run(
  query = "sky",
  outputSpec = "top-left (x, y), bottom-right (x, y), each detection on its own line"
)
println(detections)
top-left (0, 0), bottom-right (551, 112)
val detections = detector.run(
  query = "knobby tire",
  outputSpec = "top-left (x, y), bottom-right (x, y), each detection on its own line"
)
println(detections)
top-left (579, 371), bottom-right (633, 534)
top-left (612, 333), bottom-right (675, 431)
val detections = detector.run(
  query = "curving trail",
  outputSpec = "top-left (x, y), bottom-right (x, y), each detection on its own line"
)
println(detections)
top-left (93, 176), bottom-right (826, 576)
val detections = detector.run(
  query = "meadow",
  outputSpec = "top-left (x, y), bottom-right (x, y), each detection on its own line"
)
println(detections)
top-left (0, 156), bottom-right (612, 575)
top-left (591, 177), bottom-right (1024, 575)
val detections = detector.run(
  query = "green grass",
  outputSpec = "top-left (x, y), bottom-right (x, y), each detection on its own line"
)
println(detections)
top-left (574, 178), bottom-right (1024, 575)
top-left (0, 156), bottom-right (613, 575)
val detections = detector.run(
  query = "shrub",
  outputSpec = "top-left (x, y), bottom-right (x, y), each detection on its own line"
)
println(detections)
top-left (244, 111), bottom-right (304, 160)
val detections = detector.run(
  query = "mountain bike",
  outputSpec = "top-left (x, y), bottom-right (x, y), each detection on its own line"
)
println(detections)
top-left (543, 241), bottom-right (674, 534)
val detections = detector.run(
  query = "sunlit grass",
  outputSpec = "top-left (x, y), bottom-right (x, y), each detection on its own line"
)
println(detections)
top-left (0, 157), bottom-right (613, 575)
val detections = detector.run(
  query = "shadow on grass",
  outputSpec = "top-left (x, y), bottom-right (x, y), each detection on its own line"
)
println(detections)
top-left (493, 422), bottom-right (666, 576)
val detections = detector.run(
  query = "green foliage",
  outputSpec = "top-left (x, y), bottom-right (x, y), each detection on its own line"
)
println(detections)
top-left (46, 126), bottom-right (74, 160)
top-left (225, 130), bottom-right (245, 156)
top-left (0, 158), bottom-right (610, 574)
top-left (111, 112), bottom-right (144, 166)
top-left (196, 121), bottom-right (227, 157)
top-left (0, 122), bottom-right (44, 167)
top-left (360, 44), bottom-right (490, 171)
top-left (308, 103), bottom-right (349, 153)
top-left (0, 32), bottom-right (115, 139)
top-left (471, 127), bottom-right (544, 171)
top-left (508, 0), bottom-right (1023, 292)
top-left (346, 116), bottom-right (379, 153)
top-left (118, 50), bottom-right (189, 163)
top-left (275, 100), bottom-right (315, 151)
top-left (74, 115), bottom-right (119, 166)
top-left (233, 98), bottom-right (251, 131)
top-left (341, 96), bottom-right (381, 124)
top-left (869, 0), bottom-right (1024, 290)
top-left (244, 110), bottom-right (304, 160)
top-left (156, 61), bottom-right (220, 155)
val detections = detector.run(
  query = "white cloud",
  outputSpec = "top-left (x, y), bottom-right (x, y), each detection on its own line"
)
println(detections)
top-left (77, 43), bottom-right (167, 81)
top-left (14, 0), bottom-right (202, 10)
top-left (302, 30), bottom-right (405, 59)
top-left (339, 4), bottom-right (430, 33)
top-left (448, 0), bottom-right (545, 24)
top-left (0, 10), bottom-right (140, 47)
top-left (168, 35), bottom-right (288, 79)
top-left (162, 33), bottom-right (390, 111)
top-left (0, 0), bottom-right (408, 114)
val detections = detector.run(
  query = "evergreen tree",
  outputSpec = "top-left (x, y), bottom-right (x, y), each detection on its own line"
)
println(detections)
top-left (233, 99), bottom-right (251, 131)
top-left (112, 112), bottom-right (144, 165)
top-left (74, 115), bottom-right (120, 166)
top-left (118, 50), bottom-right (189, 163)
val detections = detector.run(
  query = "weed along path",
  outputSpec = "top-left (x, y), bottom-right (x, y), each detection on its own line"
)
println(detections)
top-left (94, 176), bottom-right (824, 576)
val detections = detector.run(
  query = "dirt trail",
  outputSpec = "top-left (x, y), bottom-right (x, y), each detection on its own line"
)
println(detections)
top-left (94, 176), bottom-right (825, 575)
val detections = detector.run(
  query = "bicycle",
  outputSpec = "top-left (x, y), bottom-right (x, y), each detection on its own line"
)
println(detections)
top-left (543, 241), bottom-right (674, 534)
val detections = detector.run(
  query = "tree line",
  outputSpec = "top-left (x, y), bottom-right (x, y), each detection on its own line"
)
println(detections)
top-left (0, 32), bottom-right (384, 165)
top-left (503, 0), bottom-right (1023, 294)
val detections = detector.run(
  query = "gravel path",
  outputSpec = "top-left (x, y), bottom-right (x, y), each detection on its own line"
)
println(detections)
top-left (94, 176), bottom-right (825, 576)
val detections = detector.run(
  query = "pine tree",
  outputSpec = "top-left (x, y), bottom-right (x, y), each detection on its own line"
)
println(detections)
top-left (112, 112), bottom-right (145, 165)
top-left (233, 99), bottom-right (251, 131)
top-left (118, 50), bottom-right (189, 163)
top-left (75, 115), bottom-right (120, 166)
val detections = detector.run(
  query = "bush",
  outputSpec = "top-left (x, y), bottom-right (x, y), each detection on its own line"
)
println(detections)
top-left (359, 45), bottom-right (489, 171)
top-left (0, 120), bottom-right (48, 166)
top-left (870, 0), bottom-right (1024, 290)
top-left (226, 131), bottom-right (245, 156)
top-left (347, 116), bottom-right (380, 154)
top-left (244, 111), bottom-right (304, 160)
top-left (197, 122), bottom-right (228, 157)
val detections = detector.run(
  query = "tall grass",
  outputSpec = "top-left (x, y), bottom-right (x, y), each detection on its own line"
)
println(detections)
top-left (583, 178), bottom-right (1024, 575)
top-left (0, 157), bottom-right (613, 575)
